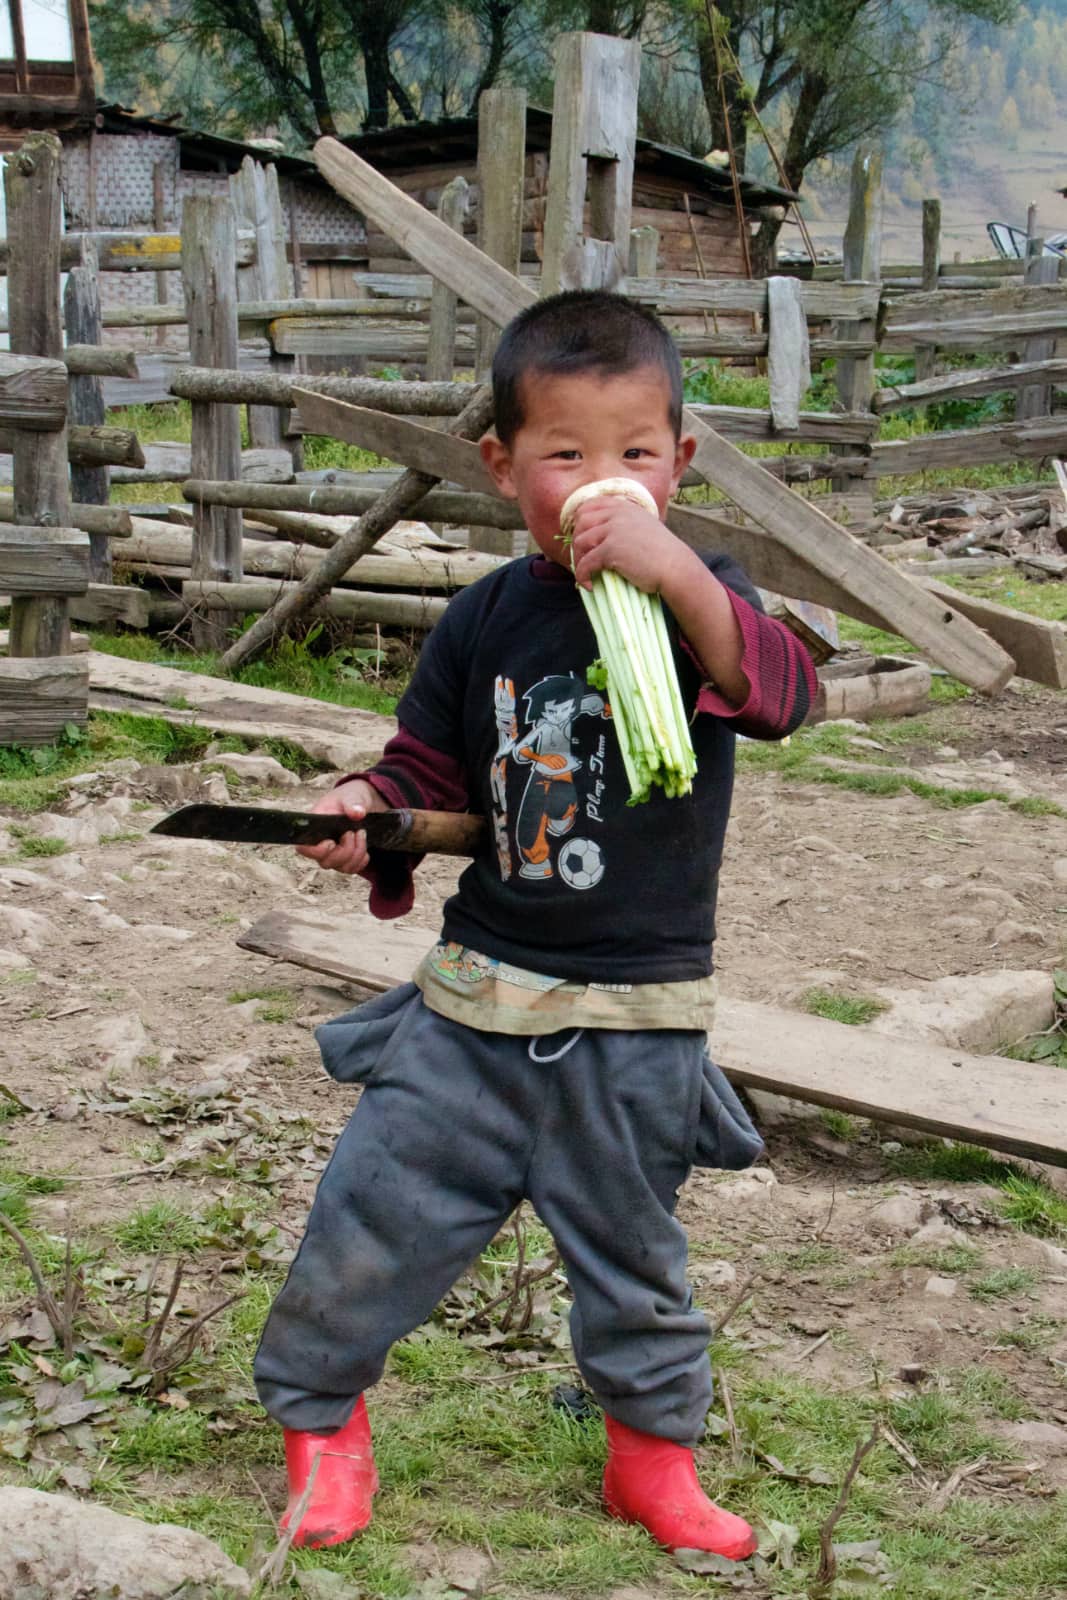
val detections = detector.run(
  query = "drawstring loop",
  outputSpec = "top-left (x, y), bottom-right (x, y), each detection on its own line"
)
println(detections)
top-left (528, 1028), bottom-right (584, 1063)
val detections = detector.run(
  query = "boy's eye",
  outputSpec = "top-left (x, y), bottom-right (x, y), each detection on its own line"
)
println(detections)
top-left (623, 447), bottom-right (650, 459)
top-left (552, 450), bottom-right (581, 461)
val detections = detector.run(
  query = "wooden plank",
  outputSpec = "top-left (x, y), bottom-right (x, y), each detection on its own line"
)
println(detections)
top-left (314, 137), bottom-right (539, 331)
top-left (181, 478), bottom-right (526, 530)
top-left (59, 229), bottom-right (256, 272)
top-left (87, 651), bottom-right (393, 772)
top-left (231, 158), bottom-right (299, 460)
top-left (1017, 242), bottom-right (1059, 421)
top-left (0, 353), bottom-right (67, 429)
top-left (688, 404), bottom-right (877, 445)
top-left (868, 415), bottom-right (1067, 476)
top-left (914, 198), bottom-right (941, 382)
top-left (235, 906), bottom-right (1067, 1168)
top-left (918, 577), bottom-right (1067, 690)
top-left (476, 86), bottom-right (526, 374)
top-left (426, 176), bottom-right (469, 382)
top-left (4, 130), bottom-right (71, 661)
top-left (0, 655), bottom-right (88, 745)
top-left (68, 583), bottom-right (151, 629)
top-left (270, 320), bottom-right (477, 360)
top-left (184, 578), bottom-right (448, 629)
top-left (0, 526), bottom-right (89, 594)
top-left (625, 276), bottom-right (880, 320)
top-left (682, 414), bottom-right (1014, 693)
top-left (182, 194), bottom-right (243, 650)
top-left (834, 145), bottom-right (881, 502)
top-left (170, 366), bottom-right (474, 416)
top-left (885, 280), bottom-right (1067, 329)
top-left (873, 355), bottom-right (1067, 414)
top-left (0, 628), bottom-right (87, 653)
top-left (291, 390), bottom-right (498, 495)
top-left (64, 245), bottom-right (110, 581)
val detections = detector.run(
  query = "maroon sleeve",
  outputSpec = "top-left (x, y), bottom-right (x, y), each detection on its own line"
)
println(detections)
top-left (682, 587), bottom-right (817, 741)
top-left (334, 724), bottom-right (470, 920)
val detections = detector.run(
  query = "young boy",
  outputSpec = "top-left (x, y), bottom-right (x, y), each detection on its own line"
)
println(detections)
top-left (253, 291), bottom-right (817, 1561)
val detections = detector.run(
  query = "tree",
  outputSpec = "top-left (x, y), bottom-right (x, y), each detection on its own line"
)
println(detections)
top-left (998, 91), bottom-right (1020, 144)
top-left (685, 0), bottom-right (1020, 266)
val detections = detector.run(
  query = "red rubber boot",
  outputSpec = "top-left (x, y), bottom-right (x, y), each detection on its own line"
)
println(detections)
top-left (603, 1415), bottom-right (757, 1560)
top-left (281, 1396), bottom-right (378, 1549)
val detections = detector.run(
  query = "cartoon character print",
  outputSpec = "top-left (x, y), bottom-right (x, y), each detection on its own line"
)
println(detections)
top-left (491, 672), bottom-right (609, 883)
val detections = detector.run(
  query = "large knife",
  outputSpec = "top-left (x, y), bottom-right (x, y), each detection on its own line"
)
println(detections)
top-left (150, 803), bottom-right (486, 856)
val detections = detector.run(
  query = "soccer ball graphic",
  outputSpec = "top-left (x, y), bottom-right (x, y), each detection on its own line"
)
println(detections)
top-left (558, 836), bottom-right (605, 890)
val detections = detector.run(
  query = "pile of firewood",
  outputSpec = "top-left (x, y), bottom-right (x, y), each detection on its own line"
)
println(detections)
top-left (867, 482), bottom-right (1067, 579)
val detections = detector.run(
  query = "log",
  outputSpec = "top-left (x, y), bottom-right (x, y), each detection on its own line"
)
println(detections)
top-left (68, 583), bottom-right (151, 629)
top-left (119, 520), bottom-right (507, 589)
top-left (181, 479), bottom-right (526, 530)
top-left (0, 353), bottom-right (67, 430)
top-left (63, 343), bottom-right (139, 380)
top-left (0, 422), bottom-right (145, 470)
top-left (0, 655), bottom-right (88, 744)
top-left (169, 366), bottom-right (474, 416)
top-left (0, 526), bottom-right (89, 595)
top-left (868, 415), bottom-right (1067, 476)
top-left (426, 176), bottom-right (469, 383)
top-left (884, 280), bottom-right (1067, 329)
top-left (236, 906), bottom-right (1067, 1169)
top-left (805, 657), bottom-right (931, 724)
top-left (230, 158), bottom-right (299, 460)
top-left (0, 234), bottom-right (84, 272)
top-left (111, 444), bottom-right (294, 485)
top-left (292, 389), bottom-right (497, 494)
top-left (0, 498), bottom-right (131, 538)
top-left (184, 578), bottom-right (448, 628)
top-left (59, 229), bottom-right (257, 272)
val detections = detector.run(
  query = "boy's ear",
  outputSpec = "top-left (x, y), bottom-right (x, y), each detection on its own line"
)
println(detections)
top-left (670, 433), bottom-right (697, 494)
top-left (479, 432), bottom-right (518, 500)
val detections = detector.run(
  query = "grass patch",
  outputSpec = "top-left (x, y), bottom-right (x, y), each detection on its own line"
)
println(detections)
top-left (113, 1200), bottom-right (204, 1254)
top-left (889, 1243), bottom-right (985, 1274)
top-left (968, 1266), bottom-right (1040, 1301)
top-left (802, 989), bottom-right (887, 1027)
top-left (106, 1404), bottom-right (213, 1470)
top-left (888, 1143), bottom-right (1067, 1239)
top-left (9, 828), bottom-right (68, 857)
top-left (226, 986), bottom-right (299, 1024)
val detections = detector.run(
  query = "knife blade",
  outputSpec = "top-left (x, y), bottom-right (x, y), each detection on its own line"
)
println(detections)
top-left (150, 803), bottom-right (486, 856)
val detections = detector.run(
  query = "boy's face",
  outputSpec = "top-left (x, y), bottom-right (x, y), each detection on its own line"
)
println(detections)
top-left (480, 365), bottom-right (696, 567)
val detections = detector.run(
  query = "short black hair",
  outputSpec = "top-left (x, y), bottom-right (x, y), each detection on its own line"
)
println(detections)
top-left (491, 289), bottom-right (683, 445)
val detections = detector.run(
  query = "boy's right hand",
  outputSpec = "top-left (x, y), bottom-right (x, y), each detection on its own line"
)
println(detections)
top-left (297, 778), bottom-right (384, 876)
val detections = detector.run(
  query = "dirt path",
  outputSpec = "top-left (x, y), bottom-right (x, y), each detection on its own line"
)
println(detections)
top-left (1, 690), bottom-right (1066, 1596)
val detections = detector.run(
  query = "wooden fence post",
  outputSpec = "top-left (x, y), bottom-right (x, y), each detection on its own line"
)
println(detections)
top-left (914, 197), bottom-right (940, 381)
top-left (182, 194), bottom-right (243, 650)
top-left (541, 32), bottom-right (641, 296)
top-left (628, 224), bottom-right (659, 278)
top-left (426, 176), bottom-right (469, 381)
top-left (5, 130), bottom-right (71, 657)
top-left (64, 244), bottom-right (110, 581)
top-left (231, 156), bottom-right (302, 466)
top-left (1017, 237), bottom-right (1058, 421)
top-left (469, 85), bottom-right (527, 557)
top-left (832, 144), bottom-right (882, 503)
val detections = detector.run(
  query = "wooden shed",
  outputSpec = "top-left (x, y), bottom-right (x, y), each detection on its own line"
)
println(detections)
top-left (305, 107), bottom-right (794, 298)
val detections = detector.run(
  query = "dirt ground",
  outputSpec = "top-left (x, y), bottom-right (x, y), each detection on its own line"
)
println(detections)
top-left (1, 682), bottom-right (1067, 1595)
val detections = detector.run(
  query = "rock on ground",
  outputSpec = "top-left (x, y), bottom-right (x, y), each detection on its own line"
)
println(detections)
top-left (0, 1486), bottom-right (251, 1599)
top-left (869, 969), bottom-right (1055, 1055)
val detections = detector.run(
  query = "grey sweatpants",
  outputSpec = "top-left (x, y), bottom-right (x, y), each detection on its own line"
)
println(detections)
top-left (254, 984), bottom-right (762, 1444)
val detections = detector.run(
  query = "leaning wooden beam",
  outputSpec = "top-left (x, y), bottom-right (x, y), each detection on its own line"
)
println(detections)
top-left (682, 417), bottom-right (1013, 692)
top-left (873, 355), bottom-right (1067, 414)
top-left (185, 578), bottom-right (448, 629)
top-left (236, 906), bottom-right (1067, 1169)
top-left (315, 137), bottom-right (539, 328)
top-left (310, 133), bottom-right (1012, 695)
top-left (0, 422), bottom-right (144, 469)
top-left (182, 478), bottom-right (526, 531)
top-left (63, 344), bottom-right (140, 381)
top-left (218, 385), bottom-right (497, 672)
top-left (0, 498), bottom-right (131, 538)
top-left (292, 389), bottom-right (498, 494)
top-left (918, 577), bottom-right (1067, 690)
top-left (170, 366), bottom-right (474, 416)
top-left (0, 353), bottom-right (67, 429)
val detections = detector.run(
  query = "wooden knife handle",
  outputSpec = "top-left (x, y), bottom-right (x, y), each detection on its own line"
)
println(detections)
top-left (370, 809), bottom-right (487, 857)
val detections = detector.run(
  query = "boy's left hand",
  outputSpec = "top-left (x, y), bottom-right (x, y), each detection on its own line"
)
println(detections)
top-left (569, 496), bottom-right (694, 598)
